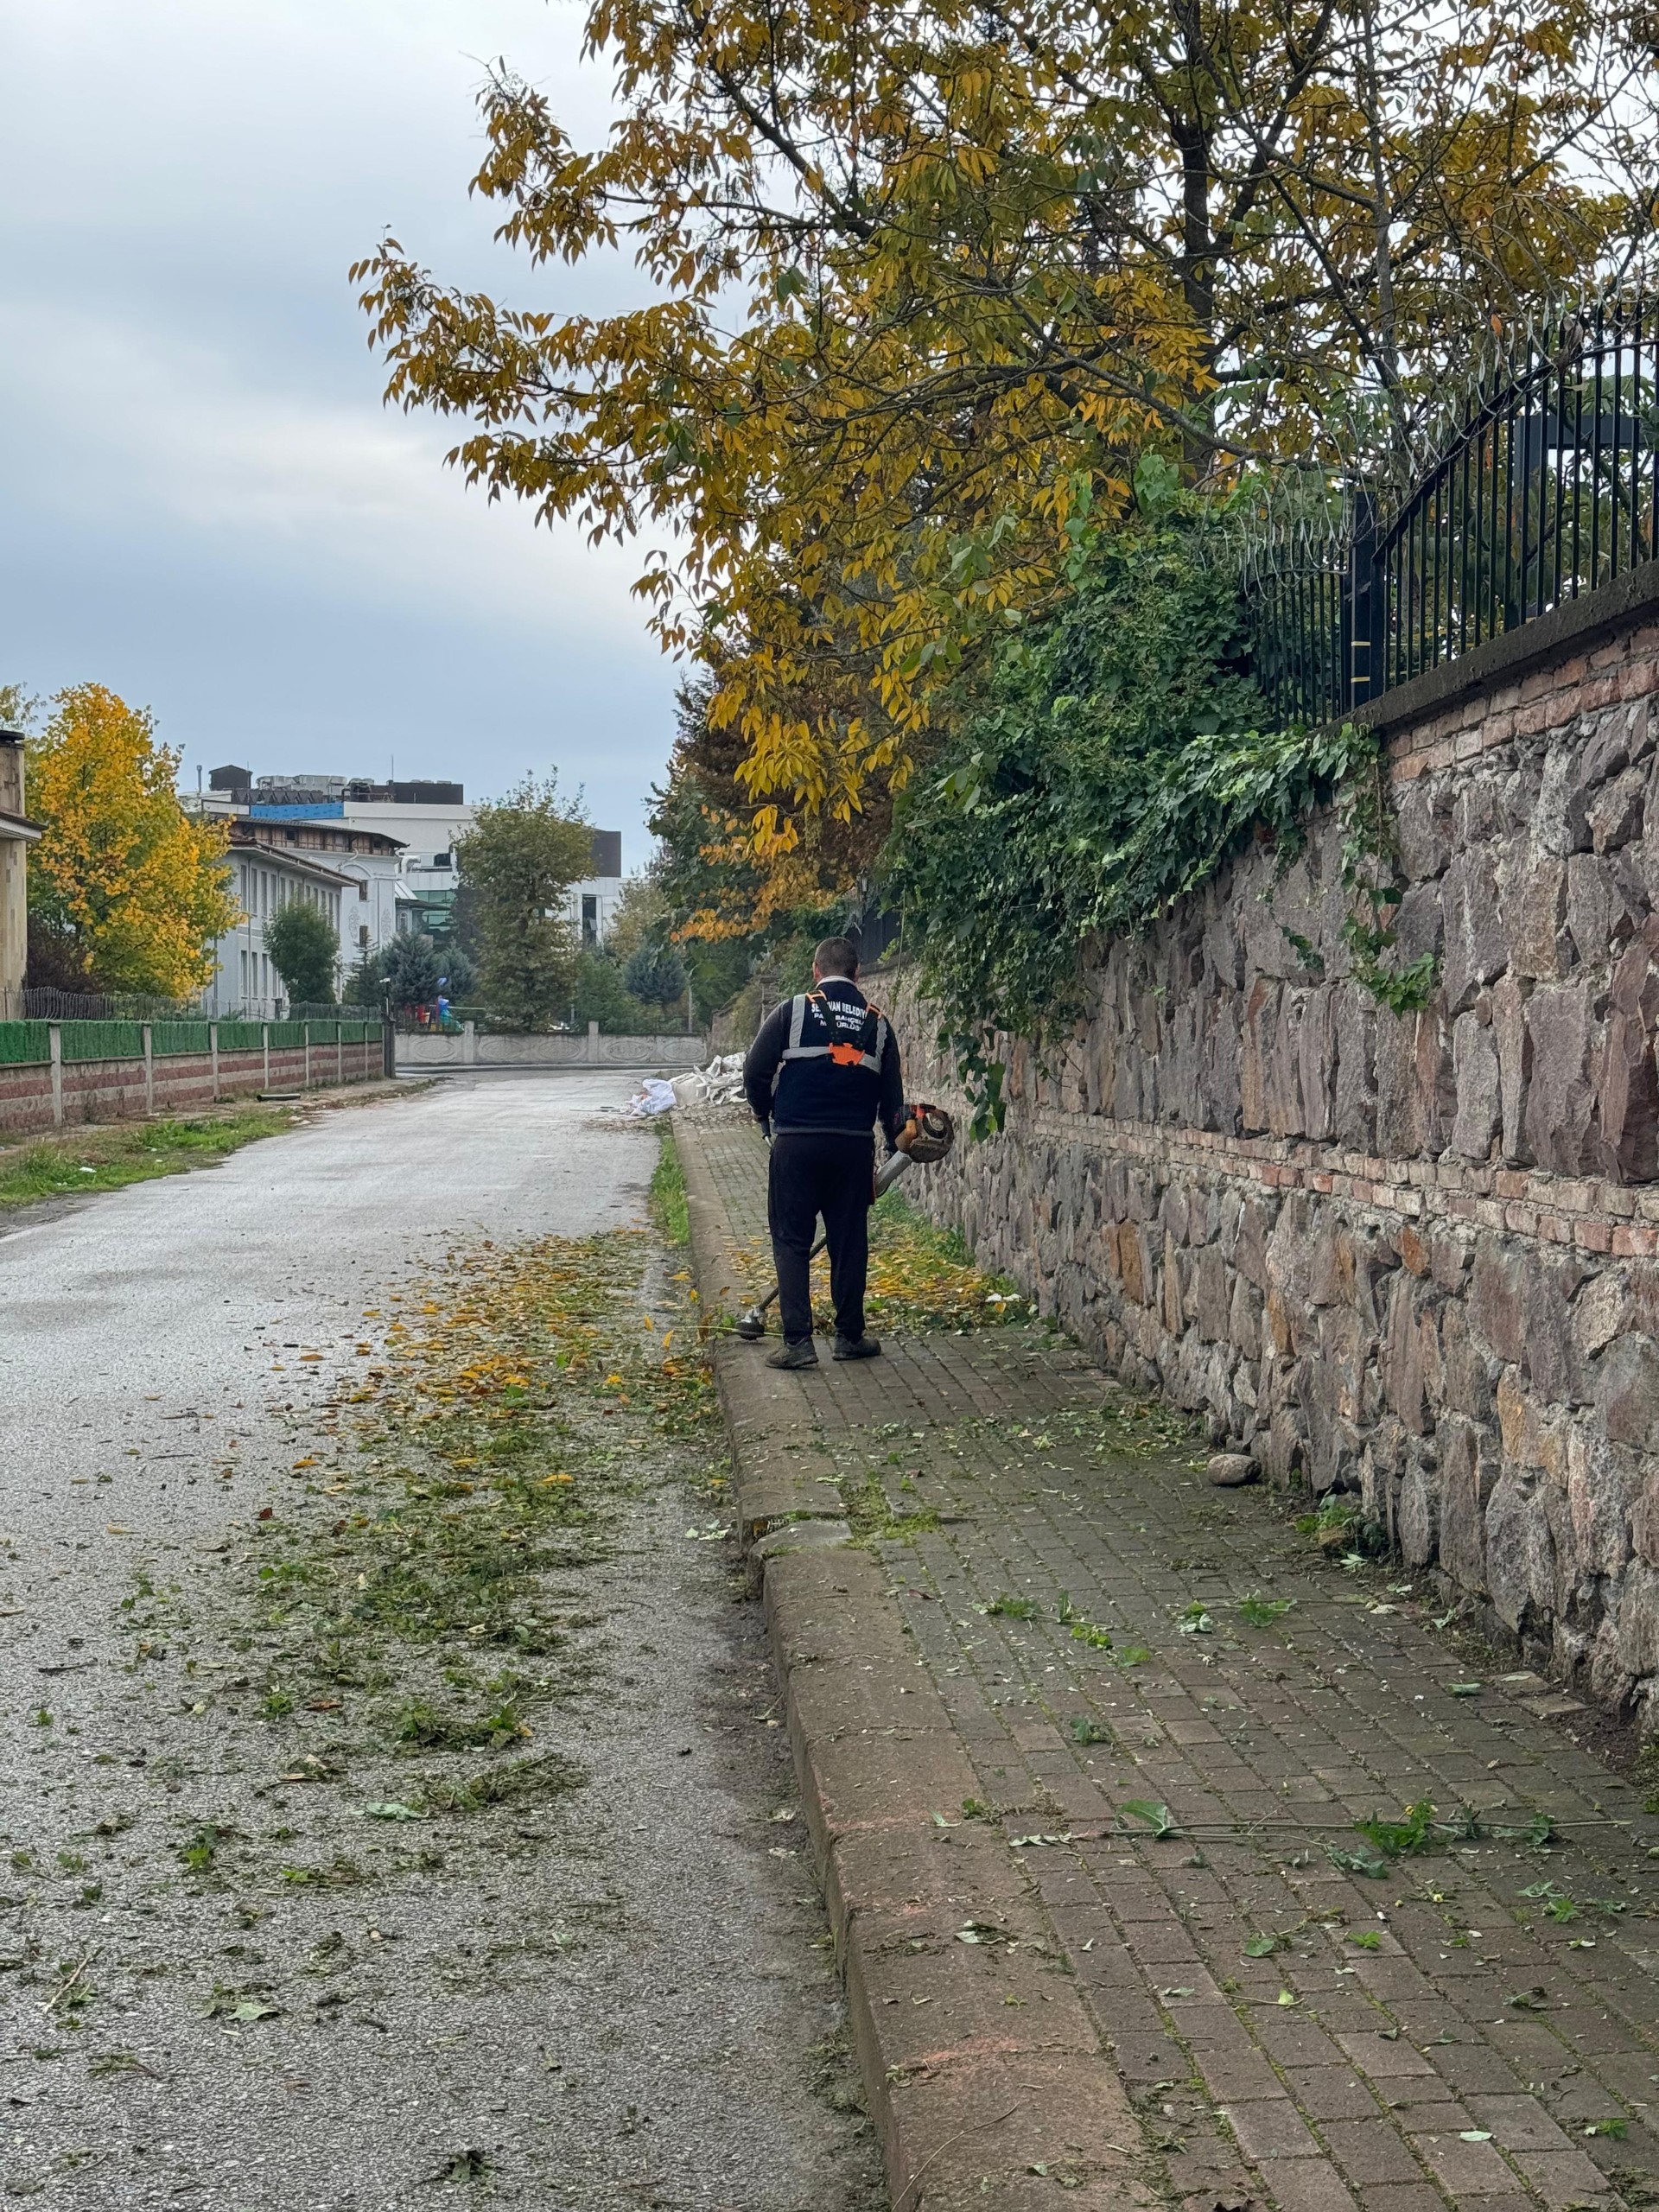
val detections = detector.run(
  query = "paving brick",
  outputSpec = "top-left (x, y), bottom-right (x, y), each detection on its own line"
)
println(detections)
top-left (1224, 2099), bottom-right (1325, 2160)
top-left (678, 1109), bottom-right (1659, 2212)
top-left (1353, 2188), bottom-right (1449, 2212)
top-left (1281, 2067), bottom-right (1381, 2122)
top-left (1411, 2129), bottom-right (1523, 2194)
top-left (1510, 2146), bottom-right (1622, 2202)
top-left (1320, 2118), bottom-right (1429, 2183)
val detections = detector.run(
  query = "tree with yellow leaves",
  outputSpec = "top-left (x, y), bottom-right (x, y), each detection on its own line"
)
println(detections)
top-left (27, 684), bottom-right (238, 998)
top-left (356, 0), bottom-right (1655, 878)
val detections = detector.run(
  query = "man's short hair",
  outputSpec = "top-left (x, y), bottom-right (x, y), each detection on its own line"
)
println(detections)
top-left (813, 935), bottom-right (859, 979)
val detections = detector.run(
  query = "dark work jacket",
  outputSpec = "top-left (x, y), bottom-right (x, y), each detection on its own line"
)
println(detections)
top-left (743, 978), bottom-right (906, 1146)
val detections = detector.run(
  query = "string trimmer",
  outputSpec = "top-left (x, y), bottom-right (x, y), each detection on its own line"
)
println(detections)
top-left (734, 1103), bottom-right (955, 1340)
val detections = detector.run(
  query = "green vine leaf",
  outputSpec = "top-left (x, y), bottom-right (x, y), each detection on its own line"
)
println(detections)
top-left (891, 516), bottom-right (1439, 1109)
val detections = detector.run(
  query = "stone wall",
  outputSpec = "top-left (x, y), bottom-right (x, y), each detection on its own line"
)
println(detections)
top-left (898, 588), bottom-right (1659, 1731)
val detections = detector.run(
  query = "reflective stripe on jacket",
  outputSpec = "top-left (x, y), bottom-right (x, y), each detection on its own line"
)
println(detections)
top-left (741, 976), bottom-right (906, 1143)
top-left (772, 990), bottom-right (891, 1088)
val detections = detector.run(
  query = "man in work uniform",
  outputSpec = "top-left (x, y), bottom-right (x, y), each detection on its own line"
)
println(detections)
top-left (742, 936), bottom-right (906, 1370)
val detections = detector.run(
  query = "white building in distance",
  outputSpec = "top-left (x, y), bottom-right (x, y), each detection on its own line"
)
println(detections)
top-left (207, 827), bottom-right (353, 1016)
top-left (201, 769), bottom-right (625, 956)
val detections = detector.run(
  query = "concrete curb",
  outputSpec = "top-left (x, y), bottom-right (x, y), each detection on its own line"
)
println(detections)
top-left (674, 1114), bottom-right (1154, 2211)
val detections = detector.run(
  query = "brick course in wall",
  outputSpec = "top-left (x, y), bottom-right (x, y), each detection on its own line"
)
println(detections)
top-left (898, 601), bottom-right (1659, 1732)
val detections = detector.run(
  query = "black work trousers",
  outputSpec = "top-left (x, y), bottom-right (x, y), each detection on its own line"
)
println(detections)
top-left (766, 1131), bottom-right (875, 1345)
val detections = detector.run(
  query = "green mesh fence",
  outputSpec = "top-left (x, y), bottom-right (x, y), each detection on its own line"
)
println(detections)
top-left (150, 1021), bottom-right (213, 1058)
top-left (0, 1022), bottom-right (51, 1066)
top-left (60, 1021), bottom-right (145, 1064)
top-left (2, 1018), bottom-right (382, 1075)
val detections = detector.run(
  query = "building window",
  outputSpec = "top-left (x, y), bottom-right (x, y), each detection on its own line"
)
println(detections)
top-left (433, 850), bottom-right (451, 869)
top-left (359, 879), bottom-right (369, 900)
top-left (359, 925), bottom-right (370, 947)
top-left (582, 893), bottom-right (598, 948)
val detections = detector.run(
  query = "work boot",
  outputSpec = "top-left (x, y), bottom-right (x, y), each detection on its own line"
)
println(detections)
top-left (767, 1338), bottom-right (818, 1370)
top-left (833, 1334), bottom-right (881, 1361)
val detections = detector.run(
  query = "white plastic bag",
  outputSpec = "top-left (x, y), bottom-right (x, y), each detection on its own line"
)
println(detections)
top-left (627, 1077), bottom-right (680, 1117)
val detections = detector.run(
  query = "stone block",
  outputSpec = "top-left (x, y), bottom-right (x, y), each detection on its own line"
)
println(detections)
top-left (1522, 985), bottom-right (1597, 1175)
top-left (1439, 1415), bottom-right (1495, 1590)
top-left (1596, 1331), bottom-right (1659, 1452)
top-left (1376, 1010), bottom-right (1425, 1158)
top-left (1440, 1301), bottom-right (1496, 1421)
top-left (1331, 986), bottom-right (1376, 1150)
top-left (1522, 1253), bottom-right (1578, 1405)
top-left (1507, 855), bottom-right (1570, 979)
top-left (1395, 775), bottom-right (1454, 879)
top-left (1449, 1009), bottom-right (1500, 1161)
top-left (1297, 990), bottom-right (1334, 1141)
top-left (1265, 991), bottom-right (1306, 1136)
top-left (1397, 1459), bottom-right (1439, 1566)
top-left (1395, 880), bottom-right (1444, 969)
top-left (1632, 1474), bottom-right (1659, 1568)
top-left (1484, 1466), bottom-right (1554, 1634)
top-left (1228, 1274), bottom-right (1262, 1358)
top-left (1589, 761), bottom-right (1648, 851)
top-left (1190, 1244), bottom-right (1230, 1342)
top-left (1491, 973), bottom-right (1533, 1164)
top-left (1441, 848), bottom-right (1507, 1014)
top-left (1470, 1243), bottom-right (1527, 1364)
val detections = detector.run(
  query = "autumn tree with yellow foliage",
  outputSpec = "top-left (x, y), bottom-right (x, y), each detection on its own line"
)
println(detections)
top-left (27, 684), bottom-right (238, 998)
top-left (357, 0), bottom-right (1656, 917)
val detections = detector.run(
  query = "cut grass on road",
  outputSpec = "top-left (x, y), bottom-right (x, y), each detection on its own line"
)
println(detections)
top-left (651, 1128), bottom-right (691, 1248)
top-left (0, 1103), bottom-right (301, 1211)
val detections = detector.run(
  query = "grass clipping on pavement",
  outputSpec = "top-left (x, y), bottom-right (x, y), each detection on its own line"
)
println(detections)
top-left (823, 1185), bottom-right (1027, 1332)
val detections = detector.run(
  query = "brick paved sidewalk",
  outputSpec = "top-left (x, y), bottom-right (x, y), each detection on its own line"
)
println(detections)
top-left (679, 1111), bottom-right (1659, 2212)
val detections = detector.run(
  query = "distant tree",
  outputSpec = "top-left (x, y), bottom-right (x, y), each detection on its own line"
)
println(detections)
top-left (453, 772), bottom-right (591, 1030)
top-left (0, 681), bottom-right (41, 732)
top-left (265, 899), bottom-right (340, 1007)
top-left (684, 938), bottom-right (753, 1025)
top-left (435, 942), bottom-right (476, 998)
top-left (26, 683), bottom-right (236, 996)
top-left (569, 949), bottom-right (639, 1033)
top-left (606, 873), bottom-right (669, 964)
top-left (625, 939), bottom-right (688, 1016)
top-left (385, 931), bottom-right (442, 1007)
top-left (344, 944), bottom-right (389, 1007)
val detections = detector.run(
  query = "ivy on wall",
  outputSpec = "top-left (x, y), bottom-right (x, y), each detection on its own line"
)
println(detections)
top-left (887, 510), bottom-right (1433, 1132)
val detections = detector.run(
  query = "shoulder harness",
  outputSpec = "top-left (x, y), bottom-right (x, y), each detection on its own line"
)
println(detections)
top-left (772, 990), bottom-right (890, 1091)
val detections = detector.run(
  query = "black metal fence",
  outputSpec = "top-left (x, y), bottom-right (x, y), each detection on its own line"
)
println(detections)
top-left (1243, 289), bottom-right (1659, 723)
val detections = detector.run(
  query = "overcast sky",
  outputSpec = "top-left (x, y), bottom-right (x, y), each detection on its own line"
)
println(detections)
top-left (0, 0), bottom-right (676, 863)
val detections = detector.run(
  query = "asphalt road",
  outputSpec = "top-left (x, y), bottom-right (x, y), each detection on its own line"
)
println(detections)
top-left (0, 1075), bottom-right (880, 2211)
